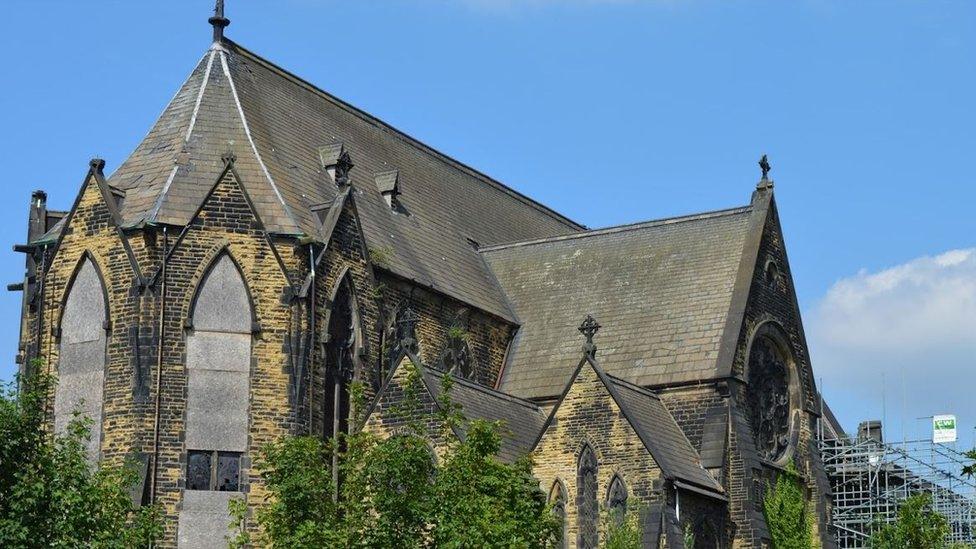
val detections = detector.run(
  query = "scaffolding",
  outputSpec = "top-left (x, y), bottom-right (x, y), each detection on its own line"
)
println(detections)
top-left (819, 434), bottom-right (976, 547)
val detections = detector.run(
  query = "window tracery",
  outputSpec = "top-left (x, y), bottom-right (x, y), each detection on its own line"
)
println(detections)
top-left (383, 305), bottom-right (420, 375)
top-left (440, 328), bottom-right (473, 379)
top-left (747, 330), bottom-right (793, 462)
top-left (607, 474), bottom-right (628, 523)
top-left (577, 444), bottom-right (598, 549)
top-left (325, 276), bottom-right (357, 439)
top-left (549, 481), bottom-right (567, 549)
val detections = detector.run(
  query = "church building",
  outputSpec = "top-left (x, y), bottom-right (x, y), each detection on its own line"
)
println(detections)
top-left (12, 4), bottom-right (836, 547)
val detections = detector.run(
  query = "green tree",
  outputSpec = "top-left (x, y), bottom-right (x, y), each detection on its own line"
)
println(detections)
top-left (963, 449), bottom-right (975, 478)
top-left (603, 507), bottom-right (642, 549)
top-left (0, 368), bottom-right (161, 548)
top-left (243, 363), bottom-right (559, 548)
top-left (763, 461), bottom-right (816, 549)
top-left (870, 494), bottom-right (949, 549)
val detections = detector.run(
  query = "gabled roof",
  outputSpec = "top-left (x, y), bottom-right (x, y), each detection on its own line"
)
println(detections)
top-left (420, 368), bottom-right (548, 463)
top-left (482, 205), bottom-right (760, 399)
top-left (534, 353), bottom-right (724, 496)
top-left (364, 351), bottom-right (548, 464)
top-left (59, 38), bottom-right (582, 321)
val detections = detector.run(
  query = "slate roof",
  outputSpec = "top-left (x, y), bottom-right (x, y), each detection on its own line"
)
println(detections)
top-left (51, 38), bottom-right (583, 321)
top-left (420, 367), bottom-right (547, 463)
top-left (605, 374), bottom-right (723, 494)
top-left (482, 206), bottom-right (755, 399)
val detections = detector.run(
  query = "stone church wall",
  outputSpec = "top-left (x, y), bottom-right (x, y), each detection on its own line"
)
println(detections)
top-left (724, 198), bottom-right (834, 548)
top-left (532, 362), bottom-right (665, 548)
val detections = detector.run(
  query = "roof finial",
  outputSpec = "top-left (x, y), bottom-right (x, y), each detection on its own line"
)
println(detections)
top-left (757, 154), bottom-right (773, 190)
top-left (209, 0), bottom-right (231, 43)
top-left (334, 151), bottom-right (354, 187)
top-left (578, 315), bottom-right (601, 359)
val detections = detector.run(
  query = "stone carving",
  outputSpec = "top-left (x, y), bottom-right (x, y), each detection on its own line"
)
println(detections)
top-left (748, 335), bottom-right (791, 461)
top-left (440, 330), bottom-right (473, 379)
top-left (385, 305), bottom-right (420, 370)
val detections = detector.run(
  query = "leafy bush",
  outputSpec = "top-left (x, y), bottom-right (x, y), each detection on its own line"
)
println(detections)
top-left (0, 367), bottom-right (161, 547)
top-left (242, 363), bottom-right (558, 547)
top-left (870, 494), bottom-right (949, 549)
top-left (763, 461), bottom-right (816, 549)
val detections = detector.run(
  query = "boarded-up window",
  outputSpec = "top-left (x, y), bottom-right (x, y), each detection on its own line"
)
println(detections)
top-left (54, 256), bottom-right (107, 463)
top-left (179, 254), bottom-right (250, 548)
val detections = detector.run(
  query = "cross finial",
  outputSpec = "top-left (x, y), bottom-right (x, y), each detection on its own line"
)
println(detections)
top-left (759, 154), bottom-right (771, 181)
top-left (578, 315), bottom-right (601, 358)
top-left (209, 0), bottom-right (231, 43)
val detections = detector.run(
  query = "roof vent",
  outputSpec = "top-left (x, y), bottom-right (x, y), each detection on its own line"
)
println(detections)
top-left (374, 170), bottom-right (403, 211)
top-left (318, 142), bottom-right (345, 181)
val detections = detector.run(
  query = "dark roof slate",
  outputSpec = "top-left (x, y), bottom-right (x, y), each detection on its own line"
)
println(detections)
top-left (421, 367), bottom-right (547, 463)
top-left (54, 39), bottom-right (583, 321)
top-left (604, 373), bottom-right (724, 494)
top-left (482, 207), bottom-right (754, 399)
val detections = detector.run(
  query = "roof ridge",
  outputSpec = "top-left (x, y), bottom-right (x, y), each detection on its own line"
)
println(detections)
top-left (605, 373), bottom-right (662, 401)
top-left (222, 39), bottom-right (584, 232)
top-left (423, 366), bottom-right (542, 412)
top-left (479, 204), bottom-right (753, 252)
top-left (149, 50), bottom-right (218, 222)
top-left (217, 49), bottom-right (302, 234)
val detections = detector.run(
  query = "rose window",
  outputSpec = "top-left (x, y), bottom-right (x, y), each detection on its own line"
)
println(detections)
top-left (747, 335), bottom-right (792, 461)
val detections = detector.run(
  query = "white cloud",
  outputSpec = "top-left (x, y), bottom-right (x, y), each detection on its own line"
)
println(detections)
top-left (812, 249), bottom-right (976, 351)
top-left (808, 249), bottom-right (976, 442)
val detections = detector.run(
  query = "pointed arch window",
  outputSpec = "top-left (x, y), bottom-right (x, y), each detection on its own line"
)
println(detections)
top-left (180, 252), bottom-right (252, 548)
top-left (440, 329), bottom-right (473, 379)
top-left (549, 481), bottom-right (568, 549)
top-left (607, 474), bottom-right (628, 524)
top-left (54, 255), bottom-right (108, 463)
top-left (577, 444), bottom-right (598, 549)
top-left (325, 275), bottom-right (358, 439)
top-left (184, 254), bottom-right (251, 483)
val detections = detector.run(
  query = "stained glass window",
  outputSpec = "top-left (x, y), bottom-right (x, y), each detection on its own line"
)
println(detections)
top-left (577, 445), bottom-right (598, 549)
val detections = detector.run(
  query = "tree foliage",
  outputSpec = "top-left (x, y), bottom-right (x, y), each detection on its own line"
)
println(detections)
top-left (242, 363), bottom-right (559, 547)
top-left (963, 449), bottom-right (975, 478)
top-left (602, 507), bottom-right (642, 549)
top-left (0, 368), bottom-right (161, 548)
top-left (870, 494), bottom-right (950, 549)
top-left (763, 461), bottom-right (816, 549)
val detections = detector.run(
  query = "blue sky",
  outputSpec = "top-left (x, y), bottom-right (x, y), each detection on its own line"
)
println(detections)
top-left (1, 0), bottom-right (973, 444)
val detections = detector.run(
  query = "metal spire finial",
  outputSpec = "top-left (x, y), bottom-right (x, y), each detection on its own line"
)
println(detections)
top-left (578, 315), bottom-right (601, 358)
top-left (209, 0), bottom-right (231, 43)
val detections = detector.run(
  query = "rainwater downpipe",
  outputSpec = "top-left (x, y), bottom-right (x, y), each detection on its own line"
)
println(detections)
top-left (308, 244), bottom-right (315, 431)
top-left (150, 227), bottom-right (168, 504)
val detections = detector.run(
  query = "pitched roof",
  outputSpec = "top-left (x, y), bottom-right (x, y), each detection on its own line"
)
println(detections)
top-left (482, 206), bottom-right (756, 399)
top-left (65, 38), bottom-right (583, 321)
top-left (535, 354), bottom-right (724, 495)
top-left (605, 374), bottom-right (724, 494)
top-left (420, 368), bottom-right (548, 463)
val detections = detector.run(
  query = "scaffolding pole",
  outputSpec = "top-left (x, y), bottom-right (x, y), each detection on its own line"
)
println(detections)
top-left (819, 435), bottom-right (976, 547)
